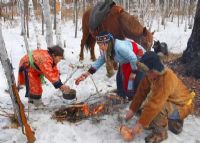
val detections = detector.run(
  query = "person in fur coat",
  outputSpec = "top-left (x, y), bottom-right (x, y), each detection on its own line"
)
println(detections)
top-left (124, 51), bottom-right (194, 143)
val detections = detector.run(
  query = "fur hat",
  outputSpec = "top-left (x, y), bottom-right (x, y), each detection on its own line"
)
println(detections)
top-left (137, 51), bottom-right (164, 73)
top-left (96, 32), bottom-right (114, 43)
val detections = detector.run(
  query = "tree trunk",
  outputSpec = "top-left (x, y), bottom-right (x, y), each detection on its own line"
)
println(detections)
top-left (181, 0), bottom-right (200, 78)
top-left (53, 0), bottom-right (56, 30)
top-left (29, 0), bottom-right (42, 49)
top-left (40, 0), bottom-right (44, 35)
top-left (0, 25), bottom-right (35, 143)
top-left (18, 0), bottom-right (30, 53)
top-left (55, 0), bottom-right (62, 46)
top-left (74, 0), bottom-right (78, 38)
top-left (42, 0), bottom-right (54, 47)
top-left (83, 0), bottom-right (85, 13)
top-left (18, 0), bottom-right (25, 35)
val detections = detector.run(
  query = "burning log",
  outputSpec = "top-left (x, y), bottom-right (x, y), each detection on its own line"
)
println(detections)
top-left (52, 94), bottom-right (126, 123)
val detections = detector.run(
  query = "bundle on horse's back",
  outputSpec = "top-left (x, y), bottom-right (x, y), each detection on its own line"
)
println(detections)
top-left (89, 0), bottom-right (115, 31)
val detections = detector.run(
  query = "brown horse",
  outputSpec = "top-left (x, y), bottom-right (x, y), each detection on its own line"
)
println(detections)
top-left (80, 5), bottom-right (154, 61)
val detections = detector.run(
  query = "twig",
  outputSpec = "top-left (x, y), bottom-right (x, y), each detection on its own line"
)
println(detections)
top-left (0, 108), bottom-right (11, 115)
top-left (0, 113), bottom-right (14, 118)
top-left (63, 67), bottom-right (79, 84)
top-left (89, 76), bottom-right (101, 96)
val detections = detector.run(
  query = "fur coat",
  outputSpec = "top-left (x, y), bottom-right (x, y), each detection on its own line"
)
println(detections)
top-left (129, 68), bottom-right (194, 127)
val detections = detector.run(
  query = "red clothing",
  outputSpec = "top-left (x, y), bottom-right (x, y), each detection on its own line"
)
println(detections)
top-left (121, 41), bottom-right (144, 91)
top-left (18, 50), bottom-right (62, 98)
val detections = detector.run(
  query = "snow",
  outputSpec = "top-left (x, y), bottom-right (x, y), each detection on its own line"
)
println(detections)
top-left (0, 19), bottom-right (200, 143)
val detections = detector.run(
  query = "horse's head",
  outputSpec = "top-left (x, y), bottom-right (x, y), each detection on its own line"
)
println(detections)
top-left (141, 27), bottom-right (154, 51)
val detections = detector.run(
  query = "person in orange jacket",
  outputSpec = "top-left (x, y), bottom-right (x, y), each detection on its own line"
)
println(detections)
top-left (17, 45), bottom-right (71, 106)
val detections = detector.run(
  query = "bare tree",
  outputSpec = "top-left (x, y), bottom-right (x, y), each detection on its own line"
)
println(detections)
top-left (178, 0), bottom-right (180, 27)
top-left (18, 0), bottom-right (25, 35)
top-left (18, 0), bottom-right (30, 53)
top-left (55, 0), bottom-right (62, 46)
top-left (0, 24), bottom-right (35, 143)
top-left (83, 0), bottom-right (85, 13)
top-left (74, 0), bottom-right (78, 38)
top-left (181, 0), bottom-right (200, 78)
top-left (53, 0), bottom-right (56, 30)
top-left (29, 0), bottom-right (42, 48)
top-left (41, 0), bottom-right (54, 47)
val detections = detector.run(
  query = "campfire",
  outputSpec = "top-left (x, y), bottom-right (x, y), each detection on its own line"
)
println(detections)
top-left (52, 94), bottom-right (126, 123)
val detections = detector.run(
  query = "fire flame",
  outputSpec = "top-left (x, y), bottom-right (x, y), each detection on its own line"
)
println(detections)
top-left (92, 104), bottom-right (105, 115)
top-left (82, 103), bottom-right (90, 117)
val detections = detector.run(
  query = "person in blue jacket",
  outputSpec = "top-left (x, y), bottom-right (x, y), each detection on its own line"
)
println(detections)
top-left (75, 32), bottom-right (145, 100)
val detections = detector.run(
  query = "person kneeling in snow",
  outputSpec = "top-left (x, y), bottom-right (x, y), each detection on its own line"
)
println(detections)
top-left (124, 51), bottom-right (194, 143)
top-left (75, 32), bottom-right (145, 101)
top-left (17, 45), bottom-right (73, 106)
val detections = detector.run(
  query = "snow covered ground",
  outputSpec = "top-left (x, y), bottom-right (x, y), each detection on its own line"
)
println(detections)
top-left (0, 19), bottom-right (200, 143)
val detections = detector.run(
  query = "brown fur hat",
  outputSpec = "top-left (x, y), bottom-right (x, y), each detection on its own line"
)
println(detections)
top-left (137, 51), bottom-right (164, 73)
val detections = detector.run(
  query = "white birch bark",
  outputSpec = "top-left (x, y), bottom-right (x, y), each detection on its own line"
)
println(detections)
top-left (56, 0), bottom-right (62, 47)
top-left (0, 24), bottom-right (22, 127)
top-left (127, 0), bottom-right (129, 13)
top-left (155, 0), bottom-right (160, 31)
top-left (18, 0), bottom-right (30, 53)
top-left (29, 0), bottom-right (42, 48)
top-left (0, 25), bottom-right (35, 142)
top-left (17, 0), bottom-right (25, 35)
top-left (74, 0), bottom-right (78, 38)
top-left (123, 0), bottom-right (126, 10)
top-left (41, 0), bottom-right (53, 47)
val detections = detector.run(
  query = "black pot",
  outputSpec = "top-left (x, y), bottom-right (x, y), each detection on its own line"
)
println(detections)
top-left (62, 89), bottom-right (76, 100)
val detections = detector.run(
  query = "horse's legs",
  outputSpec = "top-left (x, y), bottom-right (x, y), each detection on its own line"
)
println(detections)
top-left (80, 36), bottom-right (86, 61)
top-left (90, 38), bottom-right (96, 61)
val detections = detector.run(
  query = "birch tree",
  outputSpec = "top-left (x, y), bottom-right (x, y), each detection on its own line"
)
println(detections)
top-left (29, 0), bottom-right (42, 48)
top-left (74, 0), bottom-right (78, 38)
top-left (0, 24), bottom-right (35, 143)
top-left (41, 0), bottom-right (53, 47)
top-left (55, 0), bottom-right (62, 47)
top-left (155, 0), bottom-right (160, 31)
top-left (18, 0), bottom-right (25, 35)
top-left (18, 0), bottom-right (30, 53)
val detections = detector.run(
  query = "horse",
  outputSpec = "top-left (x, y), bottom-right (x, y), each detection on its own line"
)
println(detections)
top-left (79, 5), bottom-right (154, 61)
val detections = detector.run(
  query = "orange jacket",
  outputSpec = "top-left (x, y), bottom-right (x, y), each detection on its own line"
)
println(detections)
top-left (129, 68), bottom-right (194, 128)
top-left (19, 50), bottom-right (63, 88)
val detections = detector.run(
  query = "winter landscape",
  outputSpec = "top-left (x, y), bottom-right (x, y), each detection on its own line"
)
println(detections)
top-left (0, 0), bottom-right (200, 143)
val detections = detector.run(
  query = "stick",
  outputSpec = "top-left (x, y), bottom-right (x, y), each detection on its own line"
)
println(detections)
top-left (89, 76), bottom-right (101, 97)
top-left (63, 67), bottom-right (78, 84)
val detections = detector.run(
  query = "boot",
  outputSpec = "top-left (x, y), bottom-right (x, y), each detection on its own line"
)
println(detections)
top-left (29, 98), bottom-right (44, 107)
top-left (168, 119), bottom-right (183, 135)
top-left (145, 129), bottom-right (168, 143)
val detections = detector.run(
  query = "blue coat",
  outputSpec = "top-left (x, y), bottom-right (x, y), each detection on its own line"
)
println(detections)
top-left (91, 39), bottom-right (145, 71)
